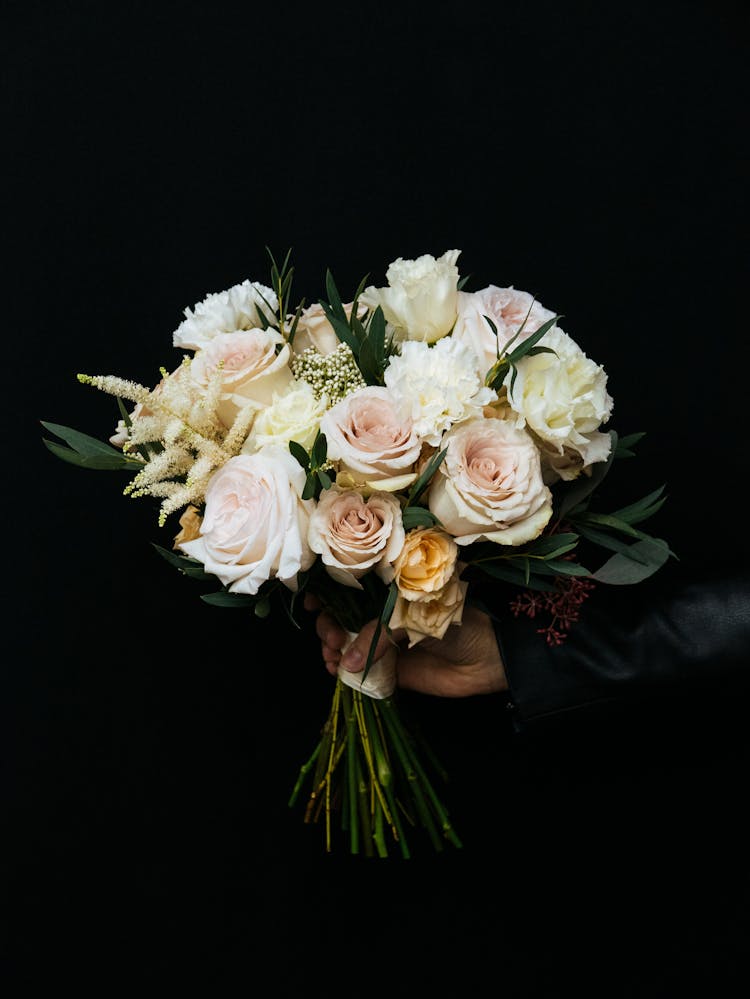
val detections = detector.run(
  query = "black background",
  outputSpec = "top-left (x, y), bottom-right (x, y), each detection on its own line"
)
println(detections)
top-left (5, 0), bottom-right (750, 992)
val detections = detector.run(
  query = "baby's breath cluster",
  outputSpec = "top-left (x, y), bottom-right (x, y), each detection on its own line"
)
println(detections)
top-left (290, 342), bottom-right (366, 406)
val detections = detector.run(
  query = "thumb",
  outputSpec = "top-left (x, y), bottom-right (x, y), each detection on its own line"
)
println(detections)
top-left (339, 620), bottom-right (405, 673)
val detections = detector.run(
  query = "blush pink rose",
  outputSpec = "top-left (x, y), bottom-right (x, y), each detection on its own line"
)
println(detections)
top-left (319, 385), bottom-right (422, 486)
top-left (189, 328), bottom-right (293, 428)
top-left (307, 487), bottom-right (405, 589)
top-left (427, 417), bottom-right (553, 545)
top-left (451, 286), bottom-right (557, 379)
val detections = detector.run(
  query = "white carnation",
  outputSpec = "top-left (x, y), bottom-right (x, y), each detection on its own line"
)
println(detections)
top-left (173, 279), bottom-right (279, 350)
top-left (385, 338), bottom-right (497, 446)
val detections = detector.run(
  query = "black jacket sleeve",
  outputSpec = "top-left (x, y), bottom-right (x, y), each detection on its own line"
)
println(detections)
top-left (492, 559), bottom-right (750, 734)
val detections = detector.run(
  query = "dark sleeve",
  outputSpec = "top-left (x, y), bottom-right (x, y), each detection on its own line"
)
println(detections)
top-left (492, 560), bottom-right (750, 734)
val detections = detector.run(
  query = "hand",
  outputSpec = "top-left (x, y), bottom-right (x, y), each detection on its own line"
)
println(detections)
top-left (304, 595), bottom-right (508, 698)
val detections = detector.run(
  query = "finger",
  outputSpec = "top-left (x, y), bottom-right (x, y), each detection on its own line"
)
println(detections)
top-left (340, 621), bottom-right (405, 673)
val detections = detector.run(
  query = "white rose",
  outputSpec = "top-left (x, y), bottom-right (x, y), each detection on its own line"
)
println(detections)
top-left (173, 279), bottom-right (279, 350)
top-left (504, 326), bottom-right (613, 480)
top-left (428, 417), bottom-right (552, 545)
top-left (178, 448), bottom-right (315, 595)
top-left (360, 249), bottom-right (461, 343)
top-left (189, 328), bottom-right (294, 428)
top-left (319, 385), bottom-right (422, 487)
top-left (451, 285), bottom-right (557, 379)
top-left (308, 487), bottom-right (405, 589)
top-left (241, 380), bottom-right (327, 454)
top-left (384, 337), bottom-right (496, 446)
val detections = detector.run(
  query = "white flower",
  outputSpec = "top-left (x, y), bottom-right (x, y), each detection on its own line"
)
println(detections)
top-left (178, 448), bottom-right (315, 595)
top-left (360, 250), bottom-right (461, 344)
top-left (173, 279), bottom-right (279, 350)
top-left (504, 326), bottom-right (613, 480)
top-left (452, 285), bottom-right (557, 380)
top-left (384, 337), bottom-right (497, 446)
top-left (241, 380), bottom-right (327, 454)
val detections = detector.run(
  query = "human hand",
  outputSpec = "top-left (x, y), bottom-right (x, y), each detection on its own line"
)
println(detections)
top-left (303, 595), bottom-right (508, 697)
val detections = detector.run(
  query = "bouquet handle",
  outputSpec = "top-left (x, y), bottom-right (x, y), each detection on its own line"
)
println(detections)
top-left (337, 630), bottom-right (397, 700)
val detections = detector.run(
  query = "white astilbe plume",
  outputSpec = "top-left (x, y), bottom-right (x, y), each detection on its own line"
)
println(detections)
top-left (78, 364), bottom-right (265, 525)
top-left (223, 400), bottom-right (260, 454)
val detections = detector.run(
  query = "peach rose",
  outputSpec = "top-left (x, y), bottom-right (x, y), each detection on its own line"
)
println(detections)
top-left (390, 570), bottom-right (468, 647)
top-left (172, 504), bottom-right (203, 548)
top-left (308, 487), bottom-right (405, 589)
top-left (390, 526), bottom-right (459, 600)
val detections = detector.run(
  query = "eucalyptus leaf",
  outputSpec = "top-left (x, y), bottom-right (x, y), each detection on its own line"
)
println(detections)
top-left (41, 421), bottom-right (141, 466)
top-left (42, 438), bottom-right (135, 470)
top-left (151, 543), bottom-right (212, 579)
top-left (200, 591), bottom-right (257, 608)
top-left (591, 537), bottom-right (671, 584)
top-left (553, 430), bottom-right (618, 521)
top-left (576, 525), bottom-right (653, 563)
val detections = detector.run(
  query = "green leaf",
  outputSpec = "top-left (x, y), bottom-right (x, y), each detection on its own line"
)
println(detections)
top-left (470, 560), bottom-right (556, 591)
top-left (41, 421), bottom-right (141, 470)
top-left (591, 537), bottom-right (672, 584)
top-left (553, 430), bottom-right (618, 521)
top-left (200, 591), bottom-right (257, 608)
top-left (506, 315), bottom-right (560, 364)
top-left (402, 506), bottom-right (439, 530)
top-left (288, 439), bottom-right (310, 470)
top-left (522, 532), bottom-right (580, 557)
top-left (311, 431), bottom-right (328, 468)
top-left (151, 543), bottom-right (212, 579)
top-left (610, 486), bottom-right (666, 524)
top-left (317, 468), bottom-right (332, 490)
top-left (576, 525), bottom-right (654, 563)
top-left (254, 597), bottom-right (272, 619)
top-left (302, 474), bottom-right (317, 501)
top-left (573, 511), bottom-right (642, 538)
top-left (407, 448), bottom-right (447, 505)
top-left (529, 559), bottom-right (592, 577)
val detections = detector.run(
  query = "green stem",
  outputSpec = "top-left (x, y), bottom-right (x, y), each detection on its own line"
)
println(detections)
top-left (382, 699), bottom-right (463, 850)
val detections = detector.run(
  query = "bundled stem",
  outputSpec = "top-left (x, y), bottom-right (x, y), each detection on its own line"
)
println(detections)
top-left (289, 677), bottom-right (462, 857)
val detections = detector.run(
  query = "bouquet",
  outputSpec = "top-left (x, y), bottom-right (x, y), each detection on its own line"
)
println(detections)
top-left (42, 248), bottom-right (672, 858)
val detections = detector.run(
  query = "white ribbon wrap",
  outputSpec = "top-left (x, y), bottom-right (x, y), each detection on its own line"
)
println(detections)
top-left (337, 629), bottom-right (397, 700)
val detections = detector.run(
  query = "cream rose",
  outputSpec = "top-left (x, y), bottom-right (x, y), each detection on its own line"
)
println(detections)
top-left (307, 487), bottom-right (405, 589)
top-left (189, 328), bottom-right (294, 429)
top-left (319, 385), bottom-right (422, 488)
top-left (428, 418), bottom-right (552, 545)
top-left (504, 326), bottom-right (613, 480)
top-left (360, 250), bottom-right (461, 344)
top-left (177, 447), bottom-right (315, 595)
top-left (451, 285), bottom-right (557, 379)
top-left (173, 279), bottom-right (279, 350)
top-left (241, 380), bottom-right (327, 454)
top-left (390, 570), bottom-right (468, 647)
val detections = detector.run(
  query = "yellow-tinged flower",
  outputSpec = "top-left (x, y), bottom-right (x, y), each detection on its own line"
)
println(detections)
top-left (172, 504), bottom-right (203, 548)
